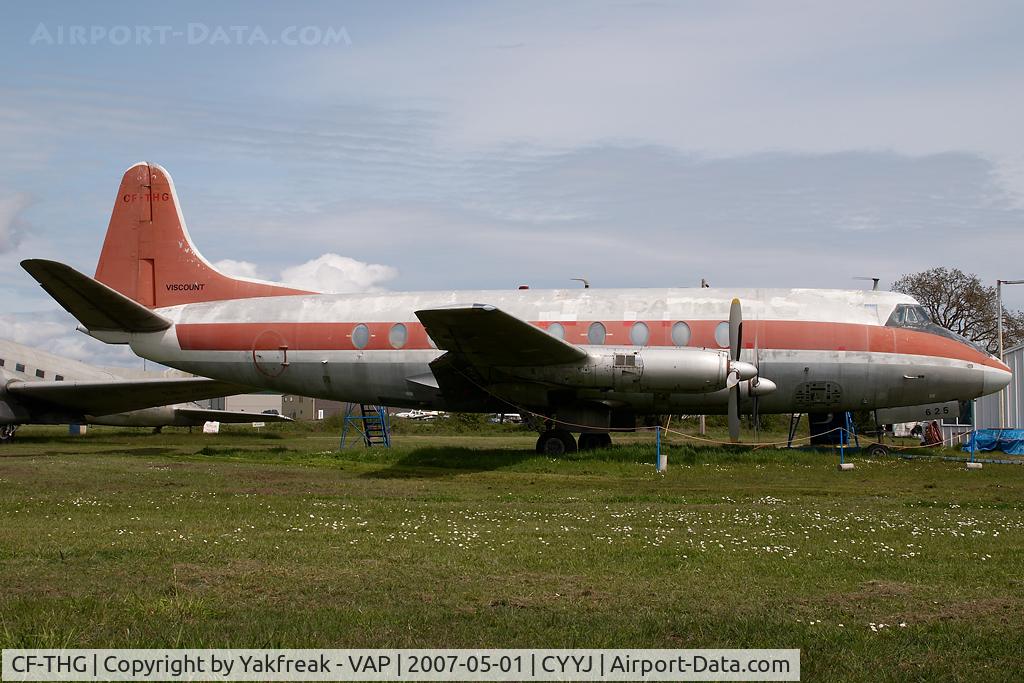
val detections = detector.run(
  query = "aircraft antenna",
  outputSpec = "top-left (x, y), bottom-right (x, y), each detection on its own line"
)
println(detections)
top-left (571, 277), bottom-right (590, 289)
top-left (853, 276), bottom-right (880, 291)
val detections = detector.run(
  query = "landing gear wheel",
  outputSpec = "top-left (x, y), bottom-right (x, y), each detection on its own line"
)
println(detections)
top-left (866, 444), bottom-right (890, 457)
top-left (578, 432), bottom-right (613, 451)
top-left (536, 429), bottom-right (577, 455)
top-left (0, 425), bottom-right (18, 444)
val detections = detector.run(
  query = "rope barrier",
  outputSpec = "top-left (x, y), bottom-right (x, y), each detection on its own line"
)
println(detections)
top-left (449, 362), bottom-right (982, 456)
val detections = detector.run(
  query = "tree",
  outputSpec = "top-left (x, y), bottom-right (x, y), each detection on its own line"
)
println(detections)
top-left (892, 267), bottom-right (1024, 354)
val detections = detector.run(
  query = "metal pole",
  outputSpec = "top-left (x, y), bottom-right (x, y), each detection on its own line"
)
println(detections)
top-left (996, 279), bottom-right (1024, 429)
top-left (656, 425), bottom-right (666, 472)
top-left (998, 280), bottom-right (1005, 429)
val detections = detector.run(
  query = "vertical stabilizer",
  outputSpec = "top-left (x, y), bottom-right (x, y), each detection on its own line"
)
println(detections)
top-left (94, 163), bottom-right (313, 308)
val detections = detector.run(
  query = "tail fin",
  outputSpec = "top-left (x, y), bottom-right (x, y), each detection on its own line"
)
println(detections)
top-left (94, 163), bottom-right (313, 308)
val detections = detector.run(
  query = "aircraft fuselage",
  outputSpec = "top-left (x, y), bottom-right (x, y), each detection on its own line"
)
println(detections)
top-left (124, 286), bottom-right (1010, 418)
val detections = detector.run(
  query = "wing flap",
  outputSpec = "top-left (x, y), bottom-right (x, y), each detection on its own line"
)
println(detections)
top-left (8, 377), bottom-right (250, 415)
top-left (20, 259), bottom-right (171, 333)
top-left (415, 305), bottom-right (587, 367)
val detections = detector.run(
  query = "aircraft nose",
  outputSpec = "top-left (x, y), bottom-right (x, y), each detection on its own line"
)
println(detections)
top-left (982, 362), bottom-right (1012, 396)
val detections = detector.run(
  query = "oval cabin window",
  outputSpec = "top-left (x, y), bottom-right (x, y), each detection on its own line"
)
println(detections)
top-left (629, 321), bottom-right (649, 346)
top-left (389, 323), bottom-right (407, 349)
top-left (352, 324), bottom-right (370, 349)
top-left (671, 321), bottom-right (691, 347)
top-left (714, 321), bottom-right (730, 348)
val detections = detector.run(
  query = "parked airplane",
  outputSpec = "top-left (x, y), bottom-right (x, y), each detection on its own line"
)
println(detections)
top-left (0, 337), bottom-right (289, 442)
top-left (21, 163), bottom-right (1012, 453)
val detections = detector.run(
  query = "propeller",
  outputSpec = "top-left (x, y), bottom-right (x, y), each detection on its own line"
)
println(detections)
top-left (728, 298), bottom-right (743, 442)
top-left (751, 320), bottom-right (761, 442)
top-left (725, 298), bottom-right (778, 442)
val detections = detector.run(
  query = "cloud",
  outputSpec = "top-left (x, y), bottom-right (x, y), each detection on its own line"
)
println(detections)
top-left (280, 253), bottom-right (398, 293)
top-left (212, 259), bottom-right (265, 280)
top-left (214, 254), bottom-right (398, 293)
top-left (0, 311), bottom-right (142, 368)
top-left (0, 193), bottom-right (31, 253)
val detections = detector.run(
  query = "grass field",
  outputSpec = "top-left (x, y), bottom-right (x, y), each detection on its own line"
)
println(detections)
top-left (1, 425), bottom-right (1022, 681)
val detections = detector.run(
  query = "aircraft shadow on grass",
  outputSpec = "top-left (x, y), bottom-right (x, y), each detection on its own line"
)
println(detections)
top-left (361, 446), bottom-right (546, 479)
top-left (360, 444), bottom-right (674, 479)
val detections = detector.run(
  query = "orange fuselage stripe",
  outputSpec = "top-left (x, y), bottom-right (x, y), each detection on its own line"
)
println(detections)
top-left (174, 319), bottom-right (1004, 370)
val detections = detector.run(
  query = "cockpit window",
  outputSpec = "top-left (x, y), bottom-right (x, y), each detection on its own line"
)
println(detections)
top-left (886, 303), bottom-right (986, 352)
top-left (887, 304), bottom-right (932, 328)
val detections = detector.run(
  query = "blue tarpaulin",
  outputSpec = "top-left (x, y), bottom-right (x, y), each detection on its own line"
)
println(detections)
top-left (963, 429), bottom-right (1024, 455)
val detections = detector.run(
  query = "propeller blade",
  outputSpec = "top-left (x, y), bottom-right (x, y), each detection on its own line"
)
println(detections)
top-left (752, 320), bottom-right (759, 442)
top-left (728, 386), bottom-right (740, 442)
top-left (729, 298), bottom-right (742, 362)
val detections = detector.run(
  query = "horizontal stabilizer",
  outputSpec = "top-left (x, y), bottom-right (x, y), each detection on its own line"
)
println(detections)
top-left (415, 304), bottom-right (587, 367)
top-left (21, 259), bottom-right (171, 333)
top-left (7, 377), bottom-right (250, 415)
top-left (174, 407), bottom-right (293, 424)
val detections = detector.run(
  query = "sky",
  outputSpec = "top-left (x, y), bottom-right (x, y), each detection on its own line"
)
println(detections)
top-left (1, 1), bottom-right (1023, 366)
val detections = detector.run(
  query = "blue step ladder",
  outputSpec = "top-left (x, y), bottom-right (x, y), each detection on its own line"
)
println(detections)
top-left (340, 403), bottom-right (392, 448)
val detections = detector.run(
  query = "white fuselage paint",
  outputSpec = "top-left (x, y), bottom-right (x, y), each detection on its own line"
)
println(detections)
top-left (117, 287), bottom-right (1011, 417)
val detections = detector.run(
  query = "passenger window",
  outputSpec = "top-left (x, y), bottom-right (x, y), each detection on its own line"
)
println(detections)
top-left (714, 322), bottom-right (730, 348)
top-left (629, 321), bottom-right (649, 346)
top-left (55, 374), bottom-right (64, 381)
top-left (351, 324), bottom-right (370, 349)
top-left (35, 369), bottom-right (45, 378)
top-left (0, 359), bottom-right (4, 366)
top-left (587, 322), bottom-right (606, 345)
top-left (671, 322), bottom-right (691, 346)
top-left (15, 363), bottom-right (25, 372)
top-left (388, 323), bottom-right (407, 349)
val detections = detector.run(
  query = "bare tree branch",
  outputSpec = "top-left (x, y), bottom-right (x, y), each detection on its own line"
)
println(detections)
top-left (892, 267), bottom-right (1022, 354)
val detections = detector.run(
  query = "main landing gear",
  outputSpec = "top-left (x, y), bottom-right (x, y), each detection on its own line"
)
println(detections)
top-left (0, 425), bottom-right (18, 443)
top-left (535, 430), bottom-right (613, 455)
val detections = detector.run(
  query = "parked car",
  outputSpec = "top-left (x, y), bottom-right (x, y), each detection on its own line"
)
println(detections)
top-left (394, 409), bottom-right (442, 420)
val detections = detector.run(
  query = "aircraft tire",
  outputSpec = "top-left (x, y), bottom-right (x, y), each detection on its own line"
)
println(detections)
top-left (537, 429), bottom-right (577, 455)
top-left (0, 425), bottom-right (17, 443)
top-left (866, 443), bottom-right (890, 457)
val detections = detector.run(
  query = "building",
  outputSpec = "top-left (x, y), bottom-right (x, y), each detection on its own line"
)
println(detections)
top-left (207, 393), bottom-right (284, 416)
top-left (974, 343), bottom-right (1023, 429)
top-left (281, 395), bottom-right (346, 421)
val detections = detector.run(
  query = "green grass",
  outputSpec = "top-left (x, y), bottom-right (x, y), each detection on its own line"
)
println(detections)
top-left (1, 426), bottom-right (1023, 681)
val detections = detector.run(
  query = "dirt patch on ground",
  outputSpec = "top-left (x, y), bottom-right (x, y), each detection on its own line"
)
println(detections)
top-left (820, 579), bottom-right (917, 610)
top-left (916, 596), bottom-right (1020, 624)
top-left (818, 580), bottom-right (1021, 626)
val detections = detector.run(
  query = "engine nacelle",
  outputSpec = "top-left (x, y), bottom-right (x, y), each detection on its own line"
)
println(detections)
top-left (88, 405), bottom-right (179, 427)
top-left (0, 384), bottom-right (31, 424)
top-left (510, 347), bottom-right (745, 393)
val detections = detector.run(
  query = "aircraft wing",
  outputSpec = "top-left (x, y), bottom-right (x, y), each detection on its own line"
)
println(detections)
top-left (415, 304), bottom-right (587, 367)
top-left (6, 377), bottom-right (252, 416)
top-left (173, 407), bottom-right (292, 424)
